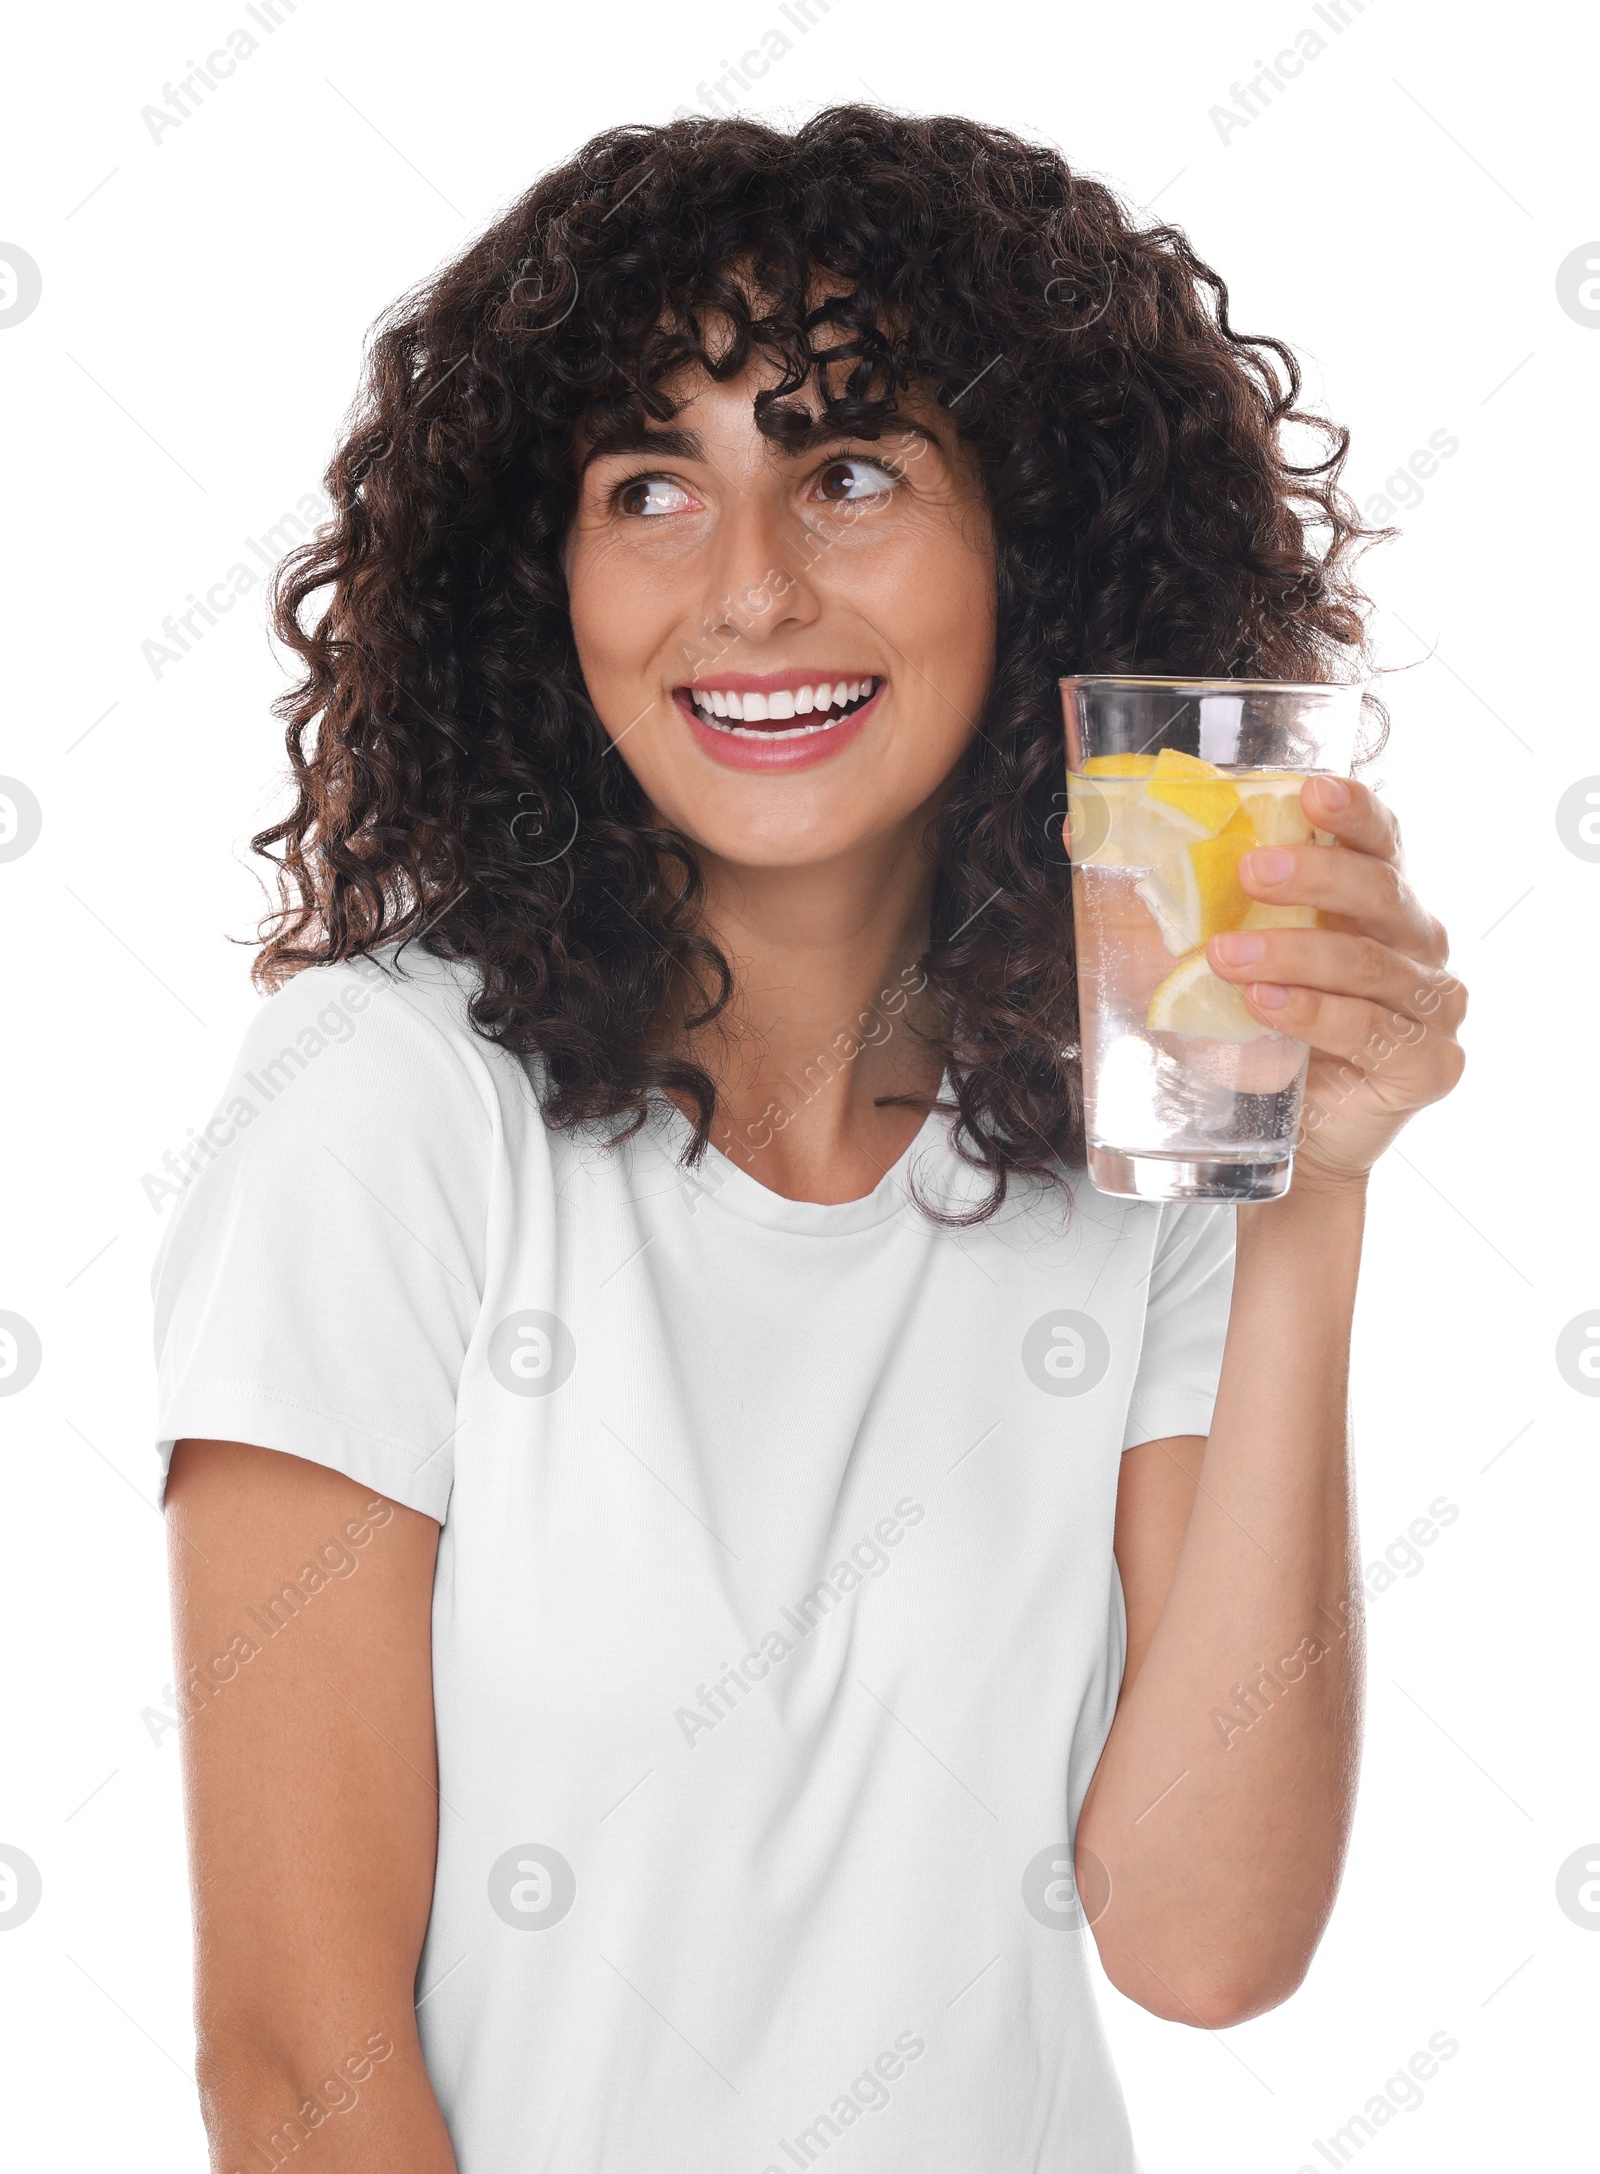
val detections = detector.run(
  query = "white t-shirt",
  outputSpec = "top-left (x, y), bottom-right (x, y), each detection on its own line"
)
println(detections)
top-left (151, 945), bottom-right (1236, 2174)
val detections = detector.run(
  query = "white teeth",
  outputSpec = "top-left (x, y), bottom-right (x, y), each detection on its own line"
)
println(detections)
top-left (685, 678), bottom-right (879, 734)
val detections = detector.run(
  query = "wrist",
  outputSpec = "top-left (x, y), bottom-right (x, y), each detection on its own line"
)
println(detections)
top-left (1237, 1165), bottom-right (1368, 1242)
top-left (1282, 1164), bottom-right (1370, 1207)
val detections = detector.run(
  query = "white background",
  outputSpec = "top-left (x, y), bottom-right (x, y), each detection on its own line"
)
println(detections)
top-left (1, 0), bottom-right (1596, 2167)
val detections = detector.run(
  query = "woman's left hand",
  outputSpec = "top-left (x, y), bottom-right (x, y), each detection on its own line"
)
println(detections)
top-left (1205, 774), bottom-right (1467, 1193)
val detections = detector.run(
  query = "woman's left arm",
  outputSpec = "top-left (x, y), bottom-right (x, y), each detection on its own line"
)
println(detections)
top-left (1076, 774), bottom-right (1467, 2028)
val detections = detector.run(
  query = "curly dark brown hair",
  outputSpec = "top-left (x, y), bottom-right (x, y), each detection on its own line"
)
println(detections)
top-left (255, 102), bottom-right (1384, 1214)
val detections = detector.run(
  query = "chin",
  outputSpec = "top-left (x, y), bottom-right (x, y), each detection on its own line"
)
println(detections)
top-left (673, 804), bottom-right (890, 870)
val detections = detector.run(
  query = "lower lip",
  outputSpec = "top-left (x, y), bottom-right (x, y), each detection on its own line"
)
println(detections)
top-left (676, 683), bottom-right (884, 772)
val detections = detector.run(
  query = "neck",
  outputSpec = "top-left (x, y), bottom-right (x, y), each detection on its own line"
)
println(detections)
top-left (673, 821), bottom-right (946, 1203)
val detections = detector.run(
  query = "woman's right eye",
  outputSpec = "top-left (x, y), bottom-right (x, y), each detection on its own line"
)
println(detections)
top-left (615, 475), bottom-right (696, 517)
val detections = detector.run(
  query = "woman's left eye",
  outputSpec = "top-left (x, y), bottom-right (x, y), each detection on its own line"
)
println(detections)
top-left (813, 457), bottom-right (900, 503)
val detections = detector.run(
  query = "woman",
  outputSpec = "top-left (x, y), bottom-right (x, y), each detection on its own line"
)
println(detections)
top-left (154, 107), bottom-right (1464, 2172)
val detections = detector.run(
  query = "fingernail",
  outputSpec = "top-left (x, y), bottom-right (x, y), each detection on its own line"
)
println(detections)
top-left (1243, 848), bottom-right (1294, 885)
top-left (1313, 775), bottom-right (1350, 810)
top-left (1212, 931), bottom-right (1265, 965)
top-left (1251, 981), bottom-right (1291, 1009)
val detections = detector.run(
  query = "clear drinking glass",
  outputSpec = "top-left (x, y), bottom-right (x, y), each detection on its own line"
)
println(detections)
top-left (1060, 675), bottom-right (1364, 1203)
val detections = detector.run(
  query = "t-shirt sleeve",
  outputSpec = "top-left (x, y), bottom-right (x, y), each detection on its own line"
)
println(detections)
top-left (150, 956), bottom-right (494, 1520)
top-left (1121, 1200), bottom-right (1237, 1452)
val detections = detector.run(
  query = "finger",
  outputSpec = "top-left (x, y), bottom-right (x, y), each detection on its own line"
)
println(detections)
top-left (1236, 843), bottom-right (1449, 963)
top-left (1207, 929), bottom-right (1468, 1032)
top-left (1228, 982), bottom-right (1467, 1101)
top-left (1297, 774), bottom-right (1401, 865)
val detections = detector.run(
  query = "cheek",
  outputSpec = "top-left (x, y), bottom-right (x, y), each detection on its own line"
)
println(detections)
top-left (934, 550), bottom-right (998, 697)
top-left (867, 523), bottom-right (997, 733)
top-left (565, 534), bottom-right (679, 694)
top-left (565, 541), bottom-right (634, 679)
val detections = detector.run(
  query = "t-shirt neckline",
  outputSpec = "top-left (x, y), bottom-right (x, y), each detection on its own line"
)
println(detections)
top-left (654, 1080), bottom-right (965, 1236)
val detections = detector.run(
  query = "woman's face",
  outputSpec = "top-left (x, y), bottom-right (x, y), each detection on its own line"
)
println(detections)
top-left (562, 347), bottom-right (998, 871)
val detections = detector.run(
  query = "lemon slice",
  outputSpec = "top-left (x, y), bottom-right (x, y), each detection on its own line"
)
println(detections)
top-left (1133, 866), bottom-right (1194, 953)
top-left (1143, 747), bottom-right (1242, 837)
top-left (1238, 774), bottom-right (1314, 847)
top-left (1146, 952), bottom-right (1270, 1042)
top-left (1123, 794), bottom-right (1210, 870)
top-left (1081, 752), bottom-right (1158, 777)
top-left (1188, 805), bottom-right (1255, 924)
top-left (1147, 748), bottom-right (1219, 776)
top-left (1135, 806), bottom-right (1255, 954)
top-left (1066, 776), bottom-right (1127, 864)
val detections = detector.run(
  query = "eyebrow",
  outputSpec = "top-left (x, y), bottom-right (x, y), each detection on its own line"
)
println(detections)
top-left (577, 416), bottom-right (944, 478)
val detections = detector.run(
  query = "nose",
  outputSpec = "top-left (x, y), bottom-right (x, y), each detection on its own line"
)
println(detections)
top-left (691, 487), bottom-right (822, 662)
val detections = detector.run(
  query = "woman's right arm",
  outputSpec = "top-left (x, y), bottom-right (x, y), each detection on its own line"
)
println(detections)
top-left (165, 1439), bottom-right (459, 2174)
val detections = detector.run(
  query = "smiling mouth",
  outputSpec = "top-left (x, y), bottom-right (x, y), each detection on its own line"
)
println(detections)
top-left (679, 675), bottom-right (884, 739)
